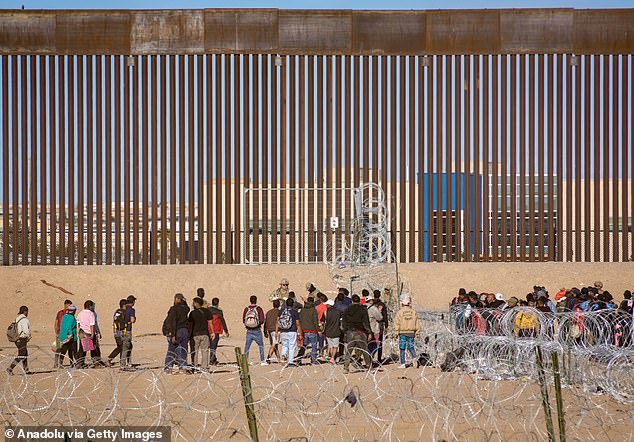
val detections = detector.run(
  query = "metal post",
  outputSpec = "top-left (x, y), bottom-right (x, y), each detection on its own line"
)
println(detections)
top-left (551, 351), bottom-right (566, 442)
top-left (535, 346), bottom-right (555, 442)
top-left (235, 347), bottom-right (259, 442)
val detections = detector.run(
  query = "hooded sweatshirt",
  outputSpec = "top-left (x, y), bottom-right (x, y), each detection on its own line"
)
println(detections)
top-left (299, 301), bottom-right (319, 333)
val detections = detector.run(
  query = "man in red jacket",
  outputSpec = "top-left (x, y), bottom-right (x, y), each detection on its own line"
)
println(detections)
top-left (209, 297), bottom-right (229, 365)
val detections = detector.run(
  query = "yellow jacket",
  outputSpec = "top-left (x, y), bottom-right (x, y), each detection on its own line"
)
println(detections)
top-left (393, 305), bottom-right (420, 335)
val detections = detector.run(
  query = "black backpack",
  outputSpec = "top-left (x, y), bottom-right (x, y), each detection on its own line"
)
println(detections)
top-left (113, 309), bottom-right (128, 335)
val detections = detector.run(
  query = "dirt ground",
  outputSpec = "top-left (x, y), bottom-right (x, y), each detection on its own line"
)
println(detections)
top-left (1, 262), bottom-right (633, 441)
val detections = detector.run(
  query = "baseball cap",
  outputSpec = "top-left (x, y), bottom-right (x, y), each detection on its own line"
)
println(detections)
top-left (67, 304), bottom-right (77, 312)
top-left (174, 293), bottom-right (186, 301)
top-left (281, 278), bottom-right (289, 285)
top-left (495, 293), bottom-right (505, 301)
top-left (127, 294), bottom-right (137, 303)
top-left (325, 299), bottom-right (335, 306)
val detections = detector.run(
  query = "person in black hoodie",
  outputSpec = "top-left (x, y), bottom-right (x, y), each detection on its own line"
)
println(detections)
top-left (341, 295), bottom-right (372, 373)
top-left (163, 293), bottom-right (190, 372)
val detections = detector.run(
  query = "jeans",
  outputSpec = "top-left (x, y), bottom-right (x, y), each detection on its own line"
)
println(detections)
top-left (244, 329), bottom-right (265, 362)
top-left (193, 335), bottom-right (210, 369)
top-left (108, 335), bottom-right (123, 361)
top-left (280, 331), bottom-right (297, 364)
top-left (121, 333), bottom-right (133, 366)
top-left (317, 333), bottom-right (325, 355)
top-left (165, 328), bottom-right (189, 369)
top-left (56, 339), bottom-right (75, 368)
top-left (8, 338), bottom-right (28, 373)
top-left (399, 335), bottom-right (416, 365)
top-left (303, 332), bottom-right (318, 363)
top-left (209, 334), bottom-right (220, 364)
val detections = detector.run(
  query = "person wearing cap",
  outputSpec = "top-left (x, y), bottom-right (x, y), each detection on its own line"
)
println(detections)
top-left (393, 295), bottom-right (421, 368)
top-left (594, 281), bottom-right (604, 294)
top-left (121, 294), bottom-right (137, 369)
top-left (270, 278), bottom-right (290, 302)
top-left (55, 304), bottom-right (77, 368)
top-left (162, 293), bottom-right (190, 372)
top-left (323, 299), bottom-right (342, 364)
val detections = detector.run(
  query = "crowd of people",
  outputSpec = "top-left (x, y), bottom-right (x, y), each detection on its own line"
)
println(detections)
top-left (450, 281), bottom-right (634, 346)
top-left (8, 278), bottom-right (631, 376)
top-left (160, 280), bottom-right (422, 373)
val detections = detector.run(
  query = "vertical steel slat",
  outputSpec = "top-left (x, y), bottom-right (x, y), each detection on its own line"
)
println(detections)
top-left (114, 56), bottom-right (121, 265)
top-left (199, 55), bottom-right (206, 264)
top-left (592, 56), bottom-right (601, 262)
top-left (124, 56), bottom-right (131, 264)
top-left (251, 55), bottom-right (259, 264)
top-left (446, 56), bottom-right (454, 261)
top-left (602, 55), bottom-right (609, 260)
top-left (528, 54), bottom-right (536, 262)
top-left (584, 56), bottom-right (591, 261)
top-left (104, 56), bottom-right (112, 265)
top-left (409, 57), bottom-right (416, 263)
top-left (345, 56), bottom-right (352, 255)
top-left (11, 57), bottom-right (19, 264)
top-left (491, 55), bottom-right (499, 261)
top-left (518, 54), bottom-right (526, 262)
top-left (537, 54), bottom-right (545, 261)
top-left (141, 56), bottom-right (149, 265)
top-left (262, 55), bottom-right (270, 263)
top-left (391, 57), bottom-right (399, 260)
top-left (509, 55), bottom-right (517, 262)
top-left (482, 55), bottom-right (490, 262)
top-left (76, 56), bottom-right (84, 265)
top-left (500, 56), bottom-right (508, 261)
top-left (169, 55), bottom-right (177, 264)
top-left (60, 55), bottom-right (67, 265)
top-left (189, 55), bottom-right (196, 264)
top-left (326, 56), bottom-right (333, 263)
top-left (463, 55), bottom-right (471, 262)
top-left (95, 56), bottom-right (102, 265)
top-left (381, 58), bottom-right (389, 255)
top-left (39, 56), bottom-right (47, 264)
top-left (454, 56), bottom-right (462, 262)
top-left (556, 54), bottom-right (564, 261)
top-left (363, 56), bottom-right (369, 188)
top-left (399, 56), bottom-right (407, 262)
top-left (223, 55), bottom-right (231, 263)
top-left (612, 55), bottom-right (619, 261)
top-left (208, 54), bottom-right (216, 263)
top-left (547, 54), bottom-right (556, 261)
top-left (353, 56), bottom-right (359, 190)
top-left (316, 56), bottom-right (323, 262)
top-left (630, 55), bottom-right (634, 261)
top-left (132, 56), bottom-right (139, 264)
top-left (473, 55), bottom-right (481, 262)
top-left (299, 56), bottom-right (306, 262)
top-left (49, 56), bottom-right (57, 264)
top-left (21, 56), bottom-right (28, 264)
top-left (86, 57), bottom-right (93, 265)
top-left (178, 56), bottom-right (186, 264)
top-left (30, 56), bottom-right (38, 263)
top-left (214, 55), bottom-right (222, 263)
top-left (335, 56), bottom-right (342, 262)
top-left (151, 55), bottom-right (159, 264)
top-left (160, 56), bottom-right (167, 264)
top-left (565, 55), bottom-right (573, 262)
top-left (271, 55), bottom-right (278, 263)
top-left (622, 55), bottom-right (629, 261)
top-left (233, 55), bottom-right (240, 264)
top-left (280, 56), bottom-right (287, 263)
top-left (372, 57), bottom-right (379, 190)
top-left (435, 56), bottom-right (443, 262)
top-left (307, 55), bottom-right (314, 262)
top-left (243, 55), bottom-right (250, 264)
top-left (289, 56), bottom-right (296, 262)
top-left (574, 56), bottom-right (582, 261)
top-left (1, 57), bottom-right (8, 265)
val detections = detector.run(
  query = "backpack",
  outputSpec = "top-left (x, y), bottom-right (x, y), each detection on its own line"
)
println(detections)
top-left (6, 317), bottom-right (23, 342)
top-left (278, 308), bottom-right (293, 331)
top-left (113, 309), bottom-right (128, 336)
top-left (244, 306), bottom-right (261, 328)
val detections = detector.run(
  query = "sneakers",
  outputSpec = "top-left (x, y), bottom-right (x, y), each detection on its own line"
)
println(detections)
top-left (260, 361), bottom-right (269, 366)
top-left (399, 364), bottom-right (407, 368)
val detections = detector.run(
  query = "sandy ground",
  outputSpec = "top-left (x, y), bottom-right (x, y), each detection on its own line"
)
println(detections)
top-left (0, 263), bottom-right (633, 441)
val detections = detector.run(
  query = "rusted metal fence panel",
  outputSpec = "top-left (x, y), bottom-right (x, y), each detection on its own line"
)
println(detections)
top-left (1, 31), bottom-right (632, 266)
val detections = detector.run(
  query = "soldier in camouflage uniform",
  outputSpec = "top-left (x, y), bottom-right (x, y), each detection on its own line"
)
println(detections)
top-left (270, 278), bottom-right (290, 302)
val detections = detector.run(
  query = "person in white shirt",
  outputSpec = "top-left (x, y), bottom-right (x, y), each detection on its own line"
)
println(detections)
top-left (7, 306), bottom-right (31, 375)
